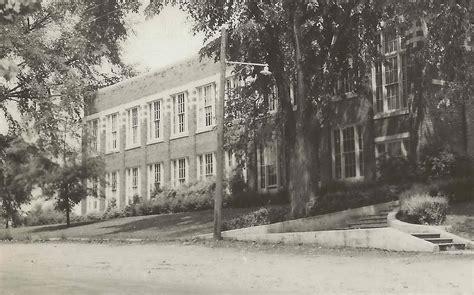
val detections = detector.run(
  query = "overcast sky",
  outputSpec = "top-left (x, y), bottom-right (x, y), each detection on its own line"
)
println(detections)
top-left (121, 6), bottom-right (206, 72)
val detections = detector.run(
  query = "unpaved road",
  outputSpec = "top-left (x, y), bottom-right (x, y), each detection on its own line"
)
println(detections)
top-left (0, 242), bottom-right (473, 294)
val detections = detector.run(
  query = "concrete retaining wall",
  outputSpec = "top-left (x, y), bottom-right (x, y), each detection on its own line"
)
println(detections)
top-left (226, 228), bottom-right (437, 252)
top-left (216, 201), bottom-right (399, 238)
top-left (387, 211), bottom-right (474, 249)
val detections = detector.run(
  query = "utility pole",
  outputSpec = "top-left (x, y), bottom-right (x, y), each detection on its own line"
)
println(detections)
top-left (214, 25), bottom-right (227, 240)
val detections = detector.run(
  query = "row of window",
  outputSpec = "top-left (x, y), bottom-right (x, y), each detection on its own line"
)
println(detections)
top-left (89, 151), bottom-right (239, 208)
top-left (332, 124), bottom-right (409, 180)
top-left (87, 83), bottom-right (217, 153)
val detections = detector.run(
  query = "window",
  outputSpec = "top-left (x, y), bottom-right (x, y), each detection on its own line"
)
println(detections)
top-left (197, 153), bottom-right (215, 180)
top-left (106, 171), bottom-right (119, 208)
top-left (332, 125), bottom-right (364, 179)
top-left (147, 163), bottom-right (161, 199)
top-left (376, 138), bottom-right (410, 159)
top-left (336, 71), bottom-right (354, 95)
top-left (149, 100), bottom-right (162, 142)
top-left (87, 177), bottom-right (100, 212)
top-left (373, 31), bottom-right (408, 114)
top-left (259, 144), bottom-right (278, 190)
top-left (88, 119), bottom-right (99, 153)
top-left (268, 85), bottom-right (278, 112)
top-left (171, 158), bottom-right (187, 186)
top-left (197, 84), bottom-right (216, 130)
top-left (127, 107), bottom-right (140, 147)
top-left (106, 113), bottom-right (119, 152)
top-left (126, 167), bottom-right (140, 205)
top-left (172, 93), bottom-right (187, 135)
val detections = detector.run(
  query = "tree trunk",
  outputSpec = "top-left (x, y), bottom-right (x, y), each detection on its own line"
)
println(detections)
top-left (286, 1), bottom-right (320, 218)
top-left (65, 196), bottom-right (71, 227)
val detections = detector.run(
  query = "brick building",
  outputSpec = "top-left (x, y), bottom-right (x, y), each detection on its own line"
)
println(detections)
top-left (82, 28), bottom-right (473, 216)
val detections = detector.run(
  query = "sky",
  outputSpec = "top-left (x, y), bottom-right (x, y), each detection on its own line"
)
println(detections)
top-left (121, 6), bottom-right (206, 72)
top-left (0, 5), bottom-right (206, 135)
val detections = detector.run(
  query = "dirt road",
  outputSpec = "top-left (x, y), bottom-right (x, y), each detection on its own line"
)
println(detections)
top-left (0, 241), bottom-right (473, 294)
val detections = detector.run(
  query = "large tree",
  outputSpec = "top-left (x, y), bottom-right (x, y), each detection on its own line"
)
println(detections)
top-left (0, 134), bottom-right (52, 228)
top-left (147, 0), bottom-right (472, 218)
top-left (147, 0), bottom-right (383, 218)
top-left (0, 0), bottom-right (139, 154)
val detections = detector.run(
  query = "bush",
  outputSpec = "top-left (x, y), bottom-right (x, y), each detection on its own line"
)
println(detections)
top-left (102, 198), bottom-right (121, 220)
top-left (418, 143), bottom-right (472, 179)
top-left (24, 203), bottom-right (67, 226)
top-left (398, 193), bottom-right (448, 225)
top-left (222, 206), bottom-right (290, 230)
top-left (307, 182), bottom-right (403, 216)
top-left (427, 177), bottom-right (474, 203)
top-left (378, 156), bottom-right (418, 184)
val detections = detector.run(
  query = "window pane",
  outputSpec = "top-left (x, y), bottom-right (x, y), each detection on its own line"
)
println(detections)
top-left (334, 129), bottom-right (342, 179)
top-left (342, 126), bottom-right (356, 178)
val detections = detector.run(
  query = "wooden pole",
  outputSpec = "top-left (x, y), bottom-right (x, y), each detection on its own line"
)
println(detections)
top-left (214, 25), bottom-right (226, 240)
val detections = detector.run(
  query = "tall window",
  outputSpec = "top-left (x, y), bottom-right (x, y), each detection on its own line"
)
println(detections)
top-left (147, 163), bottom-right (161, 199)
top-left (149, 100), bottom-right (162, 141)
top-left (172, 158), bottom-right (187, 186)
top-left (106, 113), bottom-right (119, 152)
top-left (106, 171), bottom-right (119, 208)
top-left (197, 84), bottom-right (215, 130)
top-left (333, 125), bottom-right (364, 179)
top-left (87, 177), bottom-right (100, 212)
top-left (127, 107), bottom-right (140, 147)
top-left (268, 85), bottom-right (278, 112)
top-left (126, 167), bottom-right (139, 205)
top-left (88, 119), bottom-right (99, 153)
top-left (197, 153), bottom-right (215, 180)
top-left (259, 145), bottom-right (278, 190)
top-left (373, 31), bottom-right (408, 114)
top-left (172, 93), bottom-right (187, 135)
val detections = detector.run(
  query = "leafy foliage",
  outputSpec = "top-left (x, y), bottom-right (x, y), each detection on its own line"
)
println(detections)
top-left (0, 134), bottom-right (52, 227)
top-left (0, 0), bottom-right (139, 153)
top-left (398, 193), bottom-right (449, 225)
top-left (42, 155), bottom-right (104, 226)
top-left (222, 206), bottom-right (289, 231)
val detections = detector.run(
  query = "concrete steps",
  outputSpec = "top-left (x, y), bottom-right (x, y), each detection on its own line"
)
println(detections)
top-left (410, 233), bottom-right (466, 251)
top-left (344, 203), bottom-right (398, 229)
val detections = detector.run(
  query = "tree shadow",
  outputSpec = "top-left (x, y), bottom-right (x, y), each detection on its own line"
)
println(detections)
top-left (29, 220), bottom-right (99, 233)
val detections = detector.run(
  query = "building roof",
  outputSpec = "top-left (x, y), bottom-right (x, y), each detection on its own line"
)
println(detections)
top-left (87, 55), bottom-right (220, 115)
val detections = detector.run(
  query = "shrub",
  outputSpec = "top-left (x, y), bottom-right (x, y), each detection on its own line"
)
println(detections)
top-left (378, 156), bottom-right (418, 184)
top-left (24, 203), bottom-right (67, 226)
top-left (427, 177), bottom-right (474, 203)
top-left (418, 143), bottom-right (472, 179)
top-left (222, 206), bottom-right (290, 230)
top-left (0, 229), bottom-right (13, 241)
top-left (398, 193), bottom-right (448, 225)
top-left (102, 198), bottom-right (121, 220)
top-left (307, 183), bottom-right (402, 217)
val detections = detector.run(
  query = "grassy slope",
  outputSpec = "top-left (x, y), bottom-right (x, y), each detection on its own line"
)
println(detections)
top-left (0, 207), bottom-right (256, 241)
top-left (445, 201), bottom-right (474, 241)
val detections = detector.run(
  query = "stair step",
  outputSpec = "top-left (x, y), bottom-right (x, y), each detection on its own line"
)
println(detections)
top-left (358, 216), bottom-right (387, 222)
top-left (412, 233), bottom-right (441, 239)
top-left (425, 238), bottom-right (453, 244)
top-left (353, 219), bottom-right (387, 225)
top-left (438, 243), bottom-right (466, 251)
top-left (347, 223), bottom-right (388, 229)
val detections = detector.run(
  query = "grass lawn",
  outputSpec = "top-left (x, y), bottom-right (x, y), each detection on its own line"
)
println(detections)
top-left (0, 207), bottom-right (259, 242)
top-left (445, 201), bottom-right (474, 241)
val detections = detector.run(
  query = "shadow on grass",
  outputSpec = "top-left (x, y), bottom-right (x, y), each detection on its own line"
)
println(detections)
top-left (101, 210), bottom-right (215, 236)
top-left (29, 220), bottom-right (99, 233)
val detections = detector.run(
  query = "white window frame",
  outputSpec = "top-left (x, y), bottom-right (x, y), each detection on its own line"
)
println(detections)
top-left (197, 84), bottom-right (216, 132)
top-left (147, 163), bottom-right (162, 199)
top-left (332, 125), bottom-right (364, 180)
top-left (126, 167), bottom-right (140, 205)
top-left (372, 31), bottom-right (408, 117)
top-left (375, 133), bottom-right (410, 159)
top-left (171, 92), bottom-right (188, 138)
top-left (86, 177), bottom-right (100, 212)
top-left (197, 153), bottom-right (216, 181)
top-left (106, 113), bottom-right (119, 153)
top-left (126, 106), bottom-right (141, 149)
top-left (148, 100), bottom-right (163, 144)
top-left (257, 144), bottom-right (280, 191)
top-left (88, 119), bottom-right (100, 154)
top-left (105, 171), bottom-right (119, 208)
top-left (171, 158), bottom-right (188, 187)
